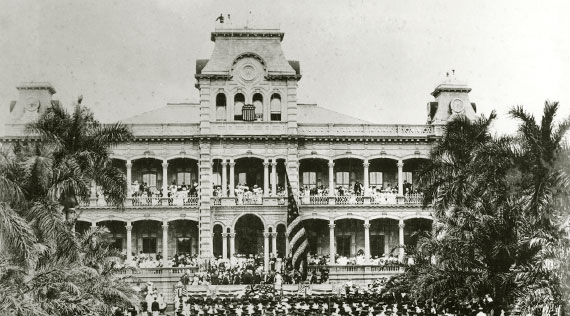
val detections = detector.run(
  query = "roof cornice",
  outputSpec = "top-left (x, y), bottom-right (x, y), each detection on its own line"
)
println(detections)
top-left (211, 30), bottom-right (285, 42)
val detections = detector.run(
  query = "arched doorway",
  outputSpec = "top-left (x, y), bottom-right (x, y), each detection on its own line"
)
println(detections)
top-left (299, 158), bottom-right (329, 195)
top-left (334, 219), bottom-right (365, 257)
top-left (303, 219), bottom-right (330, 256)
top-left (369, 218), bottom-right (399, 258)
top-left (234, 158), bottom-right (264, 189)
top-left (169, 220), bottom-right (199, 256)
top-left (333, 158), bottom-right (364, 195)
top-left (97, 220), bottom-right (127, 251)
top-left (404, 218), bottom-right (432, 250)
top-left (132, 220), bottom-right (162, 258)
top-left (75, 220), bottom-right (92, 235)
top-left (213, 224), bottom-right (223, 258)
top-left (235, 214), bottom-right (264, 255)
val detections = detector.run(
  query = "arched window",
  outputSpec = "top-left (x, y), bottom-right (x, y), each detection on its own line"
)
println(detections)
top-left (234, 93), bottom-right (245, 121)
top-left (270, 93), bottom-right (281, 121)
top-left (253, 93), bottom-right (263, 121)
top-left (216, 93), bottom-right (226, 121)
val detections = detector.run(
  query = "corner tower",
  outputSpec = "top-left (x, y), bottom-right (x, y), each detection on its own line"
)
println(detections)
top-left (427, 72), bottom-right (476, 124)
top-left (9, 82), bottom-right (57, 124)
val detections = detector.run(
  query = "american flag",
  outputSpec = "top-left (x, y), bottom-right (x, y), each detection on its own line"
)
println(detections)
top-left (242, 104), bottom-right (256, 121)
top-left (286, 173), bottom-right (309, 280)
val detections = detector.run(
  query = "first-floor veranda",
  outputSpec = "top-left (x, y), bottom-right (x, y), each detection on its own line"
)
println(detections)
top-left (75, 210), bottom-right (432, 271)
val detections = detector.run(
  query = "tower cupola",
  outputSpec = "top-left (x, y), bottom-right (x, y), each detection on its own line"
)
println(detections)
top-left (427, 71), bottom-right (476, 124)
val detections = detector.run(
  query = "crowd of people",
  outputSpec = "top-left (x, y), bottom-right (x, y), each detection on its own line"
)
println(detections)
top-left (125, 252), bottom-right (403, 270)
top-left (128, 181), bottom-right (200, 206)
top-left (299, 181), bottom-right (420, 198)
top-left (112, 281), bottom-right (168, 316)
top-left (176, 254), bottom-right (330, 286)
top-left (126, 180), bottom-right (425, 202)
top-left (109, 270), bottom-right (508, 316)
top-left (124, 253), bottom-right (203, 269)
top-left (212, 183), bottom-right (287, 204)
top-left (110, 277), bottom-right (508, 316)
top-left (165, 279), bottom-right (503, 316)
top-left (128, 181), bottom-right (289, 205)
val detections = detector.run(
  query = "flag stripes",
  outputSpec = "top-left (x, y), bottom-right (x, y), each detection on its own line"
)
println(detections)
top-left (286, 173), bottom-right (309, 278)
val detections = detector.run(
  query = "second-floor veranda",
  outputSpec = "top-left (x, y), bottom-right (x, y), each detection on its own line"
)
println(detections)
top-left (81, 155), bottom-right (428, 208)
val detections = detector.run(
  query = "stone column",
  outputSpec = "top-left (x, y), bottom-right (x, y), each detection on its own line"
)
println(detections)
top-left (229, 233), bottom-right (236, 258)
top-left (271, 161), bottom-right (277, 197)
top-left (211, 233), bottom-right (216, 257)
top-left (221, 233), bottom-right (228, 259)
top-left (399, 220), bottom-right (405, 263)
top-left (363, 160), bottom-right (370, 196)
top-left (126, 160), bottom-right (132, 194)
top-left (364, 221), bottom-right (371, 262)
top-left (263, 232), bottom-right (270, 271)
top-left (162, 222), bottom-right (168, 265)
top-left (285, 232), bottom-right (290, 256)
top-left (162, 160), bottom-right (169, 194)
top-left (271, 232), bottom-right (278, 256)
top-left (221, 161), bottom-right (228, 197)
top-left (328, 161), bottom-right (335, 196)
top-left (263, 160), bottom-right (270, 196)
top-left (397, 160), bottom-right (404, 196)
top-left (329, 220), bottom-right (335, 264)
top-left (126, 223), bottom-right (133, 261)
top-left (229, 160), bottom-right (235, 197)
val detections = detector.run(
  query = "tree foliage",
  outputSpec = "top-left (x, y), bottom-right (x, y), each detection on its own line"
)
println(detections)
top-left (388, 101), bottom-right (570, 314)
top-left (0, 100), bottom-right (137, 315)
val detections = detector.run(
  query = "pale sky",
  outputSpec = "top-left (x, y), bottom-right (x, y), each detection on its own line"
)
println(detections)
top-left (1, 0), bottom-right (569, 136)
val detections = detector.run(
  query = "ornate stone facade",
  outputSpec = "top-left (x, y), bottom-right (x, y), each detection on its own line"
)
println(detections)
top-left (2, 27), bottom-right (476, 268)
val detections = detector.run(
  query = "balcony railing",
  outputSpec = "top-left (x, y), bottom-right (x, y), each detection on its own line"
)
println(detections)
top-left (213, 195), bottom-right (286, 207)
top-left (79, 196), bottom-right (199, 208)
top-left (297, 124), bottom-right (443, 137)
top-left (299, 193), bottom-right (423, 206)
top-left (78, 194), bottom-right (422, 208)
top-left (370, 193), bottom-right (398, 205)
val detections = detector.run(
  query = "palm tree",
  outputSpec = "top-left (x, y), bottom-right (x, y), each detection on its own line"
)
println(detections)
top-left (390, 103), bottom-right (569, 312)
top-left (399, 112), bottom-right (521, 306)
top-left (0, 98), bottom-right (139, 315)
top-left (26, 96), bottom-right (133, 222)
top-left (507, 101), bottom-right (570, 312)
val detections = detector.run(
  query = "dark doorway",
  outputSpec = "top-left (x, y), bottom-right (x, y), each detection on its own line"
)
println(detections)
top-left (235, 214), bottom-right (264, 255)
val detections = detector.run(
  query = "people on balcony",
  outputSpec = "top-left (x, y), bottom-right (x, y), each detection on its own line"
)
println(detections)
top-left (128, 180), bottom-right (199, 206)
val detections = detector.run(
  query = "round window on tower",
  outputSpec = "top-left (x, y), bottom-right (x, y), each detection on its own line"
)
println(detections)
top-left (25, 96), bottom-right (39, 112)
top-left (450, 98), bottom-right (464, 113)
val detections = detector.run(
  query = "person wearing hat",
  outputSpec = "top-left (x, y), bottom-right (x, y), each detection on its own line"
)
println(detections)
top-left (150, 297), bottom-right (160, 316)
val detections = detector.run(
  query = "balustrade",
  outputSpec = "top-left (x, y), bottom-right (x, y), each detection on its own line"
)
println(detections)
top-left (297, 124), bottom-right (434, 137)
top-left (307, 265), bottom-right (404, 273)
top-left (212, 197), bottom-right (222, 206)
top-left (298, 193), bottom-right (422, 206)
top-left (116, 266), bottom-right (200, 276)
top-left (78, 193), bottom-right (422, 208)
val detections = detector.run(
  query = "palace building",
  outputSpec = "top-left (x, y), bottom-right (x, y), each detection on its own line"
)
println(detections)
top-left (2, 26), bottom-right (477, 274)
